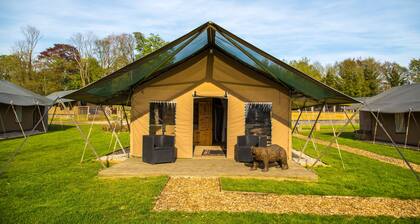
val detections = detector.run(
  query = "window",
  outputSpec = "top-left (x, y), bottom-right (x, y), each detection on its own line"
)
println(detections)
top-left (14, 106), bottom-right (23, 123)
top-left (395, 113), bottom-right (406, 133)
top-left (149, 101), bottom-right (176, 135)
top-left (245, 102), bottom-right (272, 144)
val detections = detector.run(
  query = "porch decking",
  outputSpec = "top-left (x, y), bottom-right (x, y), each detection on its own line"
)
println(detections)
top-left (98, 158), bottom-right (318, 181)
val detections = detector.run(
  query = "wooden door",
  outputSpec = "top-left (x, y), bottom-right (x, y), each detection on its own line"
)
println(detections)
top-left (198, 100), bottom-right (212, 145)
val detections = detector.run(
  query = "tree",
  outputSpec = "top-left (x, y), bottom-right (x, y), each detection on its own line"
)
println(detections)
top-left (381, 62), bottom-right (408, 88)
top-left (94, 33), bottom-right (136, 75)
top-left (359, 58), bottom-right (381, 96)
top-left (133, 32), bottom-right (166, 58)
top-left (289, 57), bottom-right (323, 80)
top-left (336, 59), bottom-right (365, 97)
top-left (322, 65), bottom-right (339, 89)
top-left (11, 25), bottom-right (41, 89)
top-left (409, 58), bottom-right (420, 83)
top-left (37, 44), bottom-right (80, 93)
top-left (0, 55), bottom-right (23, 81)
top-left (70, 32), bottom-right (97, 86)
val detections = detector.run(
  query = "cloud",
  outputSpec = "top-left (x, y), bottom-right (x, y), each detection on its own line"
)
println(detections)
top-left (0, 0), bottom-right (419, 66)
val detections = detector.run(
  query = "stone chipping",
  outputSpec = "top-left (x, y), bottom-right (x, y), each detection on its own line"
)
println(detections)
top-left (154, 177), bottom-right (420, 218)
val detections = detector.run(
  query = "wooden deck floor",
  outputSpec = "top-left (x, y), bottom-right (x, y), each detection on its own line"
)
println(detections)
top-left (99, 158), bottom-right (318, 181)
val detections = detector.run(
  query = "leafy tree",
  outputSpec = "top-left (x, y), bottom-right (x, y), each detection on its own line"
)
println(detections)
top-left (322, 65), bottom-right (339, 89)
top-left (336, 59), bottom-right (365, 97)
top-left (381, 62), bottom-right (408, 88)
top-left (289, 57), bottom-right (323, 80)
top-left (358, 58), bottom-right (381, 96)
top-left (133, 32), bottom-right (166, 59)
top-left (37, 44), bottom-right (80, 94)
top-left (0, 55), bottom-right (24, 81)
top-left (409, 58), bottom-right (420, 83)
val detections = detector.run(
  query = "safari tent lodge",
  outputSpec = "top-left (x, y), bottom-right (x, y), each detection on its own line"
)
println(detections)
top-left (67, 22), bottom-right (357, 161)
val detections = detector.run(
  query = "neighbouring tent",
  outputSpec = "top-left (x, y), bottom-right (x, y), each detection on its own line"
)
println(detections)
top-left (0, 80), bottom-right (53, 139)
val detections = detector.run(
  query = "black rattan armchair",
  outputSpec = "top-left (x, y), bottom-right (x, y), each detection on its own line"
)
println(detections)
top-left (142, 135), bottom-right (176, 164)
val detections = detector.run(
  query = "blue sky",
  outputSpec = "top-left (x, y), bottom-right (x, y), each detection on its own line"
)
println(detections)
top-left (0, 0), bottom-right (419, 66)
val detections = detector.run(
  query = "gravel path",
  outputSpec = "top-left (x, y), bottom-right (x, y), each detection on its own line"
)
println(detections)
top-left (154, 177), bottom-right (420, 217)
top-left (294, 134), bottom-right (420, 172)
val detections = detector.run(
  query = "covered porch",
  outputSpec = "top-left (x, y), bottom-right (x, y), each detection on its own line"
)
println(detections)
top-left (99, 158), bottom-right (318, 181)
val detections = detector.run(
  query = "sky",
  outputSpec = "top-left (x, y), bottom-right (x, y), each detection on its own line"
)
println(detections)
top-left (0, 0), bottom-right (419, 66)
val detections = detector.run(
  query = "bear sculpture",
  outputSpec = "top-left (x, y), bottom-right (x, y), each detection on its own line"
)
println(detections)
top-left (251, 144), bottom-right (288, 172)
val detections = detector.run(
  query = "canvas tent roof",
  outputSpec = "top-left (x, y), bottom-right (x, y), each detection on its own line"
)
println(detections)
top-left (46, 90), bottom-right (77, 103)
top-left (0, 80), bottom-right (53, 106)
top-left (67, 22), bottom-right (358, 109)
top-left (360, 84), bottom-right (420, 113)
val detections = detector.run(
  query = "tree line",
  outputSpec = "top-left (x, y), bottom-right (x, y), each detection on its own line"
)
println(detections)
top-left (0, 25), bottom-right (419, 97)
top-left (0, 25), bottom-right (166, 95)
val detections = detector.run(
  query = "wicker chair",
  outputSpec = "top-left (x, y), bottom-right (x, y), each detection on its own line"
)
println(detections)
top-left (142, 135), bottom-right (176, 164)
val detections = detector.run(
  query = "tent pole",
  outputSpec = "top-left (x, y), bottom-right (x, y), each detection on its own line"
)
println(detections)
top-left (48, 104), bottom-right (58, 128)
top-left (80, 106), bottom-right (98, 163)
top-left (0, 108), bottom-right (6, 135)
top-left (0, 100), bottom-right (53, 175)
top-left (292, 109), bottom-right (303, 134)
top-left (409, 113), bottom-right (420, 150)
top-left (373, 109), bottom-right (379, 144)
top-left (299, 103), bottom-right (324, 162)
top-left (368, 110), bottom-right (419, 181)
top-left (122, 105), bottom-right (130, 132)
top-left (101, 105), bottom-right (126, 155)
top-left (404, 109), bottom-right (412, 148)
top-left (344, 110), bottom-right (356, 131)
top-left (60, 100), bottom-right (105, 168)
top-left (36, 104), bottom-right (47, 133)
top-left (327, 105), bottom-right (345, 168)
top-left (11, 103), bottom-right (26, 138)
top-left (311, 106), bottom-right (361, 168)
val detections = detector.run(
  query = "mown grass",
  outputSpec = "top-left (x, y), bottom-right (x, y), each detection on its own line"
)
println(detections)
top-left (222, 137), bottom-right (420, 199)
top-left (0, 125), bottom-right (418, 223)
top-left (298, 124), bottom-right (420, 164)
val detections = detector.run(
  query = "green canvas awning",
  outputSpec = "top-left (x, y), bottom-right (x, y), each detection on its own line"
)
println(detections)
top-left (67, 22), bottom-right (359, 109)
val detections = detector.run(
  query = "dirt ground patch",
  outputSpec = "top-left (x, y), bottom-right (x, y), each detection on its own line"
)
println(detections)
top-left (154, 177), bottom-right (420, 218)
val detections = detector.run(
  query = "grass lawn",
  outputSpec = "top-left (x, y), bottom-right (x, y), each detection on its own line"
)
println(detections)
top-left (298, 125), bottom-right (420, 165)
top-left (222, 137), bottom-right (420, 199)
top-left (0, 125), bottom-right (418, 223)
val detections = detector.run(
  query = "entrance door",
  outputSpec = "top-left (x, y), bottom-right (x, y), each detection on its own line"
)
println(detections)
top-left (198, 100), bottom-right (212, 145)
